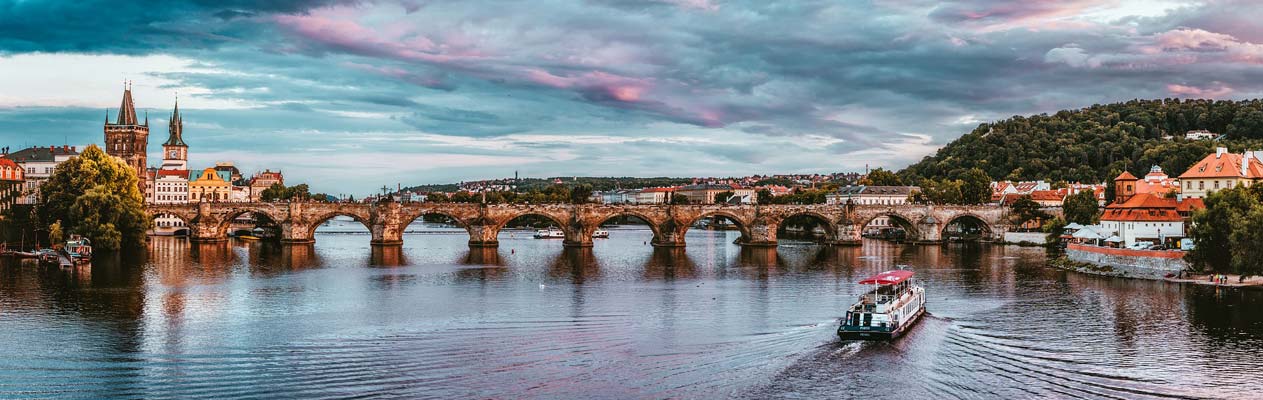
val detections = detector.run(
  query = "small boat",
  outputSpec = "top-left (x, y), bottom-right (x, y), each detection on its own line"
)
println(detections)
top-left (36, 249), bottom-right (60, 266)
top-left (64, 235), bottom-right (92, 264)
top-left (237, 235), bottom-right (261, 241)
top-left (592, 229), bottom-right (609, 239)
top-left (534, 228), bottom-right (565, 239)
top-left (838, 269), bottom-right (926, 341)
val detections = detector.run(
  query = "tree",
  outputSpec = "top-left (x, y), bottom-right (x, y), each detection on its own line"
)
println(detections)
top-left (1187, 186), bottom-right (1259, 273)
top-left (260, 183), bottom-right (286, 202)
top-left (570, 184), bottom-right (593, 204)
top-left (670, 194), bottom-right (690, 204)
top-left (48, 220), bottom-right (63, 248)
top-left (36, 145), bottom-right (149, 251)
top-left (860, 168), bottom-right (903, 186)
top-left (756, 189), bottom-right (773, 204)
top-left (427, 193), bottom-right (449, 203)
top-left (1008, 195), bottom-right (1049, 228)
top-left (958, 168), bottom-right (992, 205)
top-left (714, 190), bottom-right (735, 204)
top-left (1228, 207), bottom-right (1263, 278)
top-left (1062, 190), bottom-right (1100, 225)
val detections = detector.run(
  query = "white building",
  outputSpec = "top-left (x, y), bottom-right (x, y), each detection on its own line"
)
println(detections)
top-left (1185, 130), bottom-right (1218, 140)
top-left (826, 185), bottom-right (917, 205)
top-left (635, 187), bottom-right (675, 204)
top-left (6, 145), bottom-right (78, 204)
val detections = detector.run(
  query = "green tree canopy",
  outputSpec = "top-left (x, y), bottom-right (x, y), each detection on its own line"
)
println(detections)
top-left (860, 168), bottom-right (903, 186)
top-left (1008, 195), bottom-right (1050, 227)
top-left (37, 145), bottom-right (149, 251)
top-left (1062, 190), bottom-right (1101, 225)
top-left (959, 168), bottom-right (992, 205)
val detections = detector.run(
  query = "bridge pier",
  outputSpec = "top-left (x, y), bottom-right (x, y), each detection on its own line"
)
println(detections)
top-left (740, 223), bottom-right (778, 247)
top-left (189, 221), bottom-right (227, 243)
top-left (467, 224), bottom-right (500, 248)
top-left (832, 223), bottom-right (863, 246)
top-left (280, 222), bottom-right (316, 244)
top-left (913, 217), bottom-right (942, 244)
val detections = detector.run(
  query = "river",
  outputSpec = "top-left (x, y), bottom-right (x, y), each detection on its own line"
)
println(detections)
top-left (1, 220), bottom-right (1260, 399)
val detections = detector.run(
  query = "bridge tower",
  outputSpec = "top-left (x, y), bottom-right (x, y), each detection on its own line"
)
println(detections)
top-left (104, 81), bottom-right (149, 179)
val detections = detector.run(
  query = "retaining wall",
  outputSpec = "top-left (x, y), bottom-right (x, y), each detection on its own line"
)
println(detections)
top-left (1003, 232), bottom-right (1048, 245)
top-left (1064, 243), bottom-right (1189, 280)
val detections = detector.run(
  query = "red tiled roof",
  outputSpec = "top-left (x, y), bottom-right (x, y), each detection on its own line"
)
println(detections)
top-left (1179, 152), bottom-right (1263, 179)
top-left (1114, 171), bottom-right (1138, 181)
top-left (640, 187), bottom-right (676, 193)
top-left (156, 169), bottom-right (190, 179)
top-left (1101, 193), bottom-right (1204, 222)
top-left (1028, 189), bottom-right (1067, 201)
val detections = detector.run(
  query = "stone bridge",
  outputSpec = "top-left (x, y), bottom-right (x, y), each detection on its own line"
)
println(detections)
top-left (145, 201), bottom-right (1016, 248)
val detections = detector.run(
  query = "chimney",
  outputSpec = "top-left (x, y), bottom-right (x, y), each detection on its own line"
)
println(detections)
top-left (71, 146), bottom-right (76, 153)
top-left (1216, 147), bottom-right (1228, 158)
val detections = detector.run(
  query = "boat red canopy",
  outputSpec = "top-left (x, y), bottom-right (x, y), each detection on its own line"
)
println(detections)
top-left (858, 270), bottom-right (914, 285)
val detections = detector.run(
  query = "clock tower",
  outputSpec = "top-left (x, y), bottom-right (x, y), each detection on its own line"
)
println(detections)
top-left (161, 99), bottom-right (188, 170)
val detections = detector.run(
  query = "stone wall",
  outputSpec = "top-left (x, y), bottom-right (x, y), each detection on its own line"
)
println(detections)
top-left (1064, 243), bottom-right (1189, 280)
top-left (1002, 232), bottom-right (1048, 246)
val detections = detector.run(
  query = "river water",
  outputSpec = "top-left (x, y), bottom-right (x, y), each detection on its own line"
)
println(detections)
top-left (1, 220), bottom-right (1261, 399)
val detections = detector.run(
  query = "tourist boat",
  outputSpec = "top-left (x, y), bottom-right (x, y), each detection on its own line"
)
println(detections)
top-left (838, 269), bottom-right (926, 340)
top-left (534, 228), bottom-right (565, 239)
top-left (593, 229), bottom-right (609, 239)
top-left (64, 235), bottom-right (92, 264)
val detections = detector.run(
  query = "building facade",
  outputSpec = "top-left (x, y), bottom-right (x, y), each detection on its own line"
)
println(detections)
top-left (826, 185), bottom-right (917, 205)
top-left (249, 170), bottom-right (284, 201)
top-left (189, 167), bottom-right (231, 202)
top-left (6, 145), bottom-right (78, 204)
top-left (0, 157), bottom-right (24, 214)
top-left (635, 187), bottom-right (675, 204)
top-left (675, 184), bottom-right (754, 204)
top-left (1177, 147), bottom-right (1263, 199)
top-left (104, 83), bottom-right (149, 180)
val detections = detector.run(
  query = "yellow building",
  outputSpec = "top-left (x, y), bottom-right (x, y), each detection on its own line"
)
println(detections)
top-left (1177, 147), bottom-right (1263, 199)
top-left (189, 167), bottom-right (230, 202)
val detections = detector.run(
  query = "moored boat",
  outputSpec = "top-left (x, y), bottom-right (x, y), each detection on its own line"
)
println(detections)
top-left (593, 229), bottom-right (609, 239)
top-left (64, 235), bottom-right (92, 265)
top-left (534, 228), bottom-right (565, 239)
top-left (838, 269), bottom-right (926, 340)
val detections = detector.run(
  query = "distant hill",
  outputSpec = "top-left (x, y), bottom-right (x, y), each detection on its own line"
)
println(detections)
top-left (899, 99), bottom-right (1263, 183)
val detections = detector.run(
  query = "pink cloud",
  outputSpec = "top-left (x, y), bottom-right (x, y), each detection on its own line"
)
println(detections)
top-left (1158, 29), bottom-right (1237, 51)
top-left (1167, 82), bottom-right (1234, 98)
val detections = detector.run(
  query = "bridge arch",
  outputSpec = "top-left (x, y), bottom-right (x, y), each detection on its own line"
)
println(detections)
top-left (854, 211), bottom-right (922, 242)
top-left (214, 208), bottom-right (286, 238)
top-left (150, 211), bottom-right (193, 236)
top-left (941, 213), bottom-right (994, 242)
top-left (680, 210), bottom-right (754, 245)
top-left (584, 209), bottom-right (664, 241)
top-left (775, 211), bottom-right (838, 243)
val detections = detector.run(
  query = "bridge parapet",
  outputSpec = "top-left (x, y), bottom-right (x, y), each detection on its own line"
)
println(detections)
top-left (144, 202), bottom-right (1015, 247)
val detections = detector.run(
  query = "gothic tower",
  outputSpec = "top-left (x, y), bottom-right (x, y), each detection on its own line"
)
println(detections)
top-left (161, 99), bottom-right (188, 170)
top-left (104, 82), bottom-right (149, 178)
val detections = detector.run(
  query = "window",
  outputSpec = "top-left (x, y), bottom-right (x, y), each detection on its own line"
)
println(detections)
top-left (1199, 181), bottom-right (1205, 190)
top-left (1215, 180), bottom-right (1220, 189)
top-left (1229, 181), bottom-right (1235, 188)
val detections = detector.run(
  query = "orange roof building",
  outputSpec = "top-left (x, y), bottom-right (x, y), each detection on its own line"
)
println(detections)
top-left (1100, 193), bottom-right (1204, 247)
top-left (1178, 147), bottom-right (1263, 198)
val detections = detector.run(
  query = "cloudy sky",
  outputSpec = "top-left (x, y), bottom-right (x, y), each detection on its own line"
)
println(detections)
top-left (1, 0), bottom-right (1260, 195)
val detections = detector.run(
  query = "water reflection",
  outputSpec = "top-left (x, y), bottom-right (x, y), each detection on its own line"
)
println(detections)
top-left (1, 232), bottom-right (1262, 399)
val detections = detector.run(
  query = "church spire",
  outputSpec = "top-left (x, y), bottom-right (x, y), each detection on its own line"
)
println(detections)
top-left (115, 81), bottom-right (138, 125)
top-left (164, 98), bottom-right (186, 147)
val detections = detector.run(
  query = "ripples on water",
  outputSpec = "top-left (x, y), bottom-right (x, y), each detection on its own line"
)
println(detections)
top-left (1, 221), bottom-right (1261, 399)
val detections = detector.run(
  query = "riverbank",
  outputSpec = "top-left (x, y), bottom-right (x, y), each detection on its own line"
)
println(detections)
top-left (1050, 256), bottom-right (1263, 289)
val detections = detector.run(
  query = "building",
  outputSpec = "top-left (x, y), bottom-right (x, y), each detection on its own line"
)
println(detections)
top-left (1185, 130), bottom-right (1218, 140)
top-left (6, 145), bottom-right (78, 204)
top-left (675, 184), bottom-right (754, 204)
top-left (596, 189), bottom-right (638, 204)
top-left (635, 187), bottom-right (675, 204)
top-left (160, 100), bottom-right (188, 170)
top-left (1067, 182), bottom-right (1107, 205)
top-left (990, 180), bottom-right (1050, 203)
top-left (1176, 147), bottom-right (1263, 199)
top-left (249, 170), bottom-right (284, 201)
top-left (1001, 189), bottom-right (1067, 207)
top-left (189, 167), bottom-right (231, 202)
top-left (152, 169), bottom-right (190, 204)
top-left (1100, 193), bottom-right (1204, 248)
top-left (0, 157), bottom-right (24, 214)
top-left (103, 82), bottom-right (149, 180)
top-left (826, 185), bottom-right (917, 205)
top-left (1133, 165), bottom-right (1180, 196)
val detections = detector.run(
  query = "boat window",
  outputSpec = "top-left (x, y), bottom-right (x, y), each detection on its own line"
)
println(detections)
top-left (851, 313), bottom-right (860, 327)
top-left (863, 313), bottom-right (872, 327)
